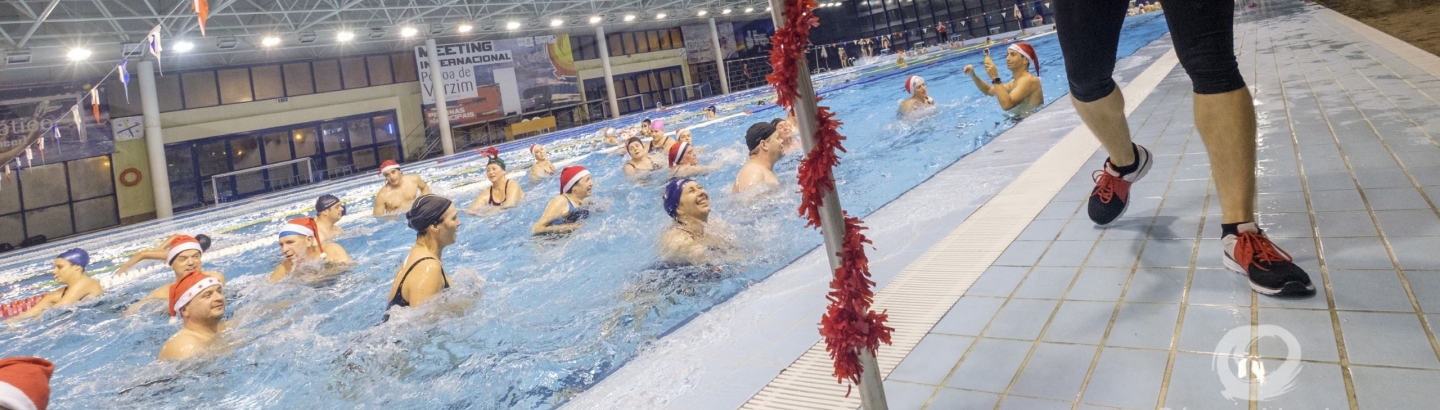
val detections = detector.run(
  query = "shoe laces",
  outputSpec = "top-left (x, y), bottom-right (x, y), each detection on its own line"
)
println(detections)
top-left (1234, 231), bottom-right (1293, 271)
top-left (1091, 170), bottom-right (1128, 204)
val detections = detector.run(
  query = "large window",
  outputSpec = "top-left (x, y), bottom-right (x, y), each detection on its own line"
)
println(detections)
top-left (582, 66), bottom-right (686, 115)
top-left (124, 52), bottom-right (419, 114)
top-left (572, 27), bottom-right (685, 61)
top-left (0, 156), bottom-right (119, 249)
top-left (163, 111), bottom-right (402, 211)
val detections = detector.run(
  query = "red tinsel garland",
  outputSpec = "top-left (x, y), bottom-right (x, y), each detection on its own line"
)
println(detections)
top-left (766, 0), bottom-right (894, 395)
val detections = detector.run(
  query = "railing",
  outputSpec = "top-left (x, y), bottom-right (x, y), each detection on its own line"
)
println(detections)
top-left (667, 83), bottom-right (713, 106)
top-left (210, 157), bottom-right (315, 204)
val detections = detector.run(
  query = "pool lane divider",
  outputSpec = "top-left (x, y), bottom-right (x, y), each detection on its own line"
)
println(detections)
top-left (741, 48), bottom-right (1181, 409)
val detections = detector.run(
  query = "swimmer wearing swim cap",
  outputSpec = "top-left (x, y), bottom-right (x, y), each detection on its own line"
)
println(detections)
top-left (270, 217), bottom-right (352, 283)
top-left (315, 194), bottom-right (346, 242)
top-left (116, 233), bottom-right (214, 274)
top-left (964, 41), bottom-right (1044, 117)
top-left (373, 160), bottom-right (433, 217)
top-left (659, 179), bottom-right (734, 264)
top-left (528, 143), bottom-right (557, 182)
top-left (899, 75), bottom-right (936, 114)
top-left (5, 248), bottom-right (105, 323)
top-left (733, 120), bottom-right (787, 193)
top-left (623, 137), bottom-right (662, 177)
top-left (533, 166), bottom-right (593, 236)
top-left (385, 195), bottom-right (458, 316)
top-left (704, 105), bottom-right (718, 119)
top-left (468, 149), bottom-right (525, 215)
top-left (600, 127), bottom-right (620, 146)
top-left (668, 142), bottom-right (714, 178)
top-left (126, 235), bottom-right (226, 317)
top-left (158, 271), bottom-right (226, 360)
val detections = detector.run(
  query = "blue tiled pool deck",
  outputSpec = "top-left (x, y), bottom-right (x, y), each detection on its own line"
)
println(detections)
top-left (567, 1), bottom-right (1440, 409)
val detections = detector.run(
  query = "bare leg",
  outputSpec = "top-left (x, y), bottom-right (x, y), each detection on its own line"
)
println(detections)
top-left (1192, 87), bottom-right (1257, 224)
top-left (1072, 86), bottom-right (1136, 167)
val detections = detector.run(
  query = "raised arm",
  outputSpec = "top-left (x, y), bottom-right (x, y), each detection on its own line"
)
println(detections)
top-left (992, 77), bottom-right (1040, 111)
top-left (964, 65), bottom-right (994, 96)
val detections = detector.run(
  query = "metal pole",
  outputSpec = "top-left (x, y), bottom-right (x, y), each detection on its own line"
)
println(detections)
top-left (769, 1), bottom-right (887, 408)
top-left (137, 60), bottom-right (173, 218)
top-left (425, 38), bottom-right (455, 156)
top-left (595, 25), bottom-right (621, 118)
top-left (709, 18), bottom-right (731, 94)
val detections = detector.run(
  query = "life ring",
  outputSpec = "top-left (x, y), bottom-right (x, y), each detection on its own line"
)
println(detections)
top-left (119, 168), bottom-right (143, 187)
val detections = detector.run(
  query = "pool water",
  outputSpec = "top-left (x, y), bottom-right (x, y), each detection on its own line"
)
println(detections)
top-left (0, 14), bottom-right (1168, 409)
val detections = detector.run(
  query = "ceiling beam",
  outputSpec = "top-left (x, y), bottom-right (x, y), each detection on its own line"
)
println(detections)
top-left (296, 0), bottom-right (367, 31)
top-left (15, 0), bottom-right (61, 48)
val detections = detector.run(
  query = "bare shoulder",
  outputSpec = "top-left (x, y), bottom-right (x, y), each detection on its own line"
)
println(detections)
top-left (158, 332), bottom-right (203, 360)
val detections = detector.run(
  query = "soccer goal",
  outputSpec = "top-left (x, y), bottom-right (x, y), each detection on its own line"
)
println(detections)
top-left (209, 157), bottom-right (315, 204)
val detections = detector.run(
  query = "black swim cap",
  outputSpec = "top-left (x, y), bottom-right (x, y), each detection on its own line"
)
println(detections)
top-left (195, 234), bottom-right (212, 251)
top-left (406, 195), bottom-right (453, 233)
top-left (745, 121), bottom-right (777, 152)
top-left (316, 194), bottom-right (341, 214)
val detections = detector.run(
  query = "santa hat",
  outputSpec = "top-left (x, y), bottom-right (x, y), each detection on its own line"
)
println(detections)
top-left (0, 357), bottom-right (53, 410)
top-left (278, 217), bottom-right (325, 258)
top-left (668, 142), bottom-right (690, 168)
top-left (904, 75), bottom-right (925, 94)
top-left (559, 166), bottom-right (590, 194)
top-left (1008, 42), bottom-right (1040, 74)
top-left (379, 160), bottom-right (400, 175)
top-left (166, 235), bottom-right (203, 265)
top-left (169, 271), bottom-right (222, 318)
top-left (529, 143), bottom-right (542, 156)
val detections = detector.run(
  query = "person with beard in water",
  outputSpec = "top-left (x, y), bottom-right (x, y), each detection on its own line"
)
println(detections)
top-left (533, 166), bottom-right (594, 236)
top-left (468, 148), bottom-right (525, 215)
top-left (384, 195), bottom-right (460, 319)
top-left (115, 234), bottom-right (214, 274)
top-left (269, 217), bottom-right (352, 282)
top-left (125, 235), bottom-right (227, 316)
top-left (157, 271), bottom-right (227, 360)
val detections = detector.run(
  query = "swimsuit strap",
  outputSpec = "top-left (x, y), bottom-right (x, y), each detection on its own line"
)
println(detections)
top-left (489, 180), bottom-right (509, 206)
top-left (390, 257), bottom-right (445, 307)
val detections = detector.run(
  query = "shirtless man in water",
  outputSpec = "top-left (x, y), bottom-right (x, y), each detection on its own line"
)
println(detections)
top-left (964, 42), bottom-right (1045, 117)
top-left (899, 75), bottom-right (936, 115)
top-left (373, 160), bottom-right (431, 217)
top-left (125, 235), bottom-right (226, 316)
top-left (158, 271), bottom-right (226, 360)
top-left (733, 120), bottom-right (787, 193)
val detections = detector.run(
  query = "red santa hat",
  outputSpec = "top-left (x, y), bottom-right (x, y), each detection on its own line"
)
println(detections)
top-left (668, 142), bottom-right (691, 168)
top-left (169, 271), bottom-right (222, 318)
top-left (379, 160), bottom-right (400, 175)
top-left (559, 166), bottom-right (590, 194)
top-left (1008, 42), bottom-right (1040, 74)
top-left (529, 143), bottom-right (542, 156)
top-left (904, 75), bottom-right (925, 94)
top-left (278, 217), bottom-right (325, 259)
top-left (166, 235), bottom-right (203, 265)
top-left (0, 357), bottom-right (53, 410)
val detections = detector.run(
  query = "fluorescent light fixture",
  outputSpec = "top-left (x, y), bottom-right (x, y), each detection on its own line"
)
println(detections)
top-left (589, 16), bottom-right (603, 24)
top-left (698, 10), bottom-right (708, 16)
top-left (722, 8), bottom-right (732, 14)
top-left (623, 14), bottom-right (636, 21)
top-left (458, 24), bottom-right (473, 32)
top-left (5, 50), bottom-right (31, 65)
top-left (656, 13), bottom-right (666, 19)
top-left (401, 27), bottom-right (418, 37)
top-left (172, 41), bottom-right (195, 52)
top-left (551, 18), bottom-right (564, 27)
top-left (216, 37), bottom-right (239, 49)
top-left (744, 7), bottom-right (754, 12)
top-left (336, 31), bottom-right (355, 42)
top-left (506, 21), bottom-right (521, 30)
top-left (262, 36), bottom-right (280, 46)
top-left (66, 48), bottom-right (91, 61)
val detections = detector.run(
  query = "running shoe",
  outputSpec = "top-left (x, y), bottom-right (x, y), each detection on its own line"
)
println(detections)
top-left (1087, 144), bottom-right (1152, 225)
top-left (1223, 222), bottom-right (1316, 296)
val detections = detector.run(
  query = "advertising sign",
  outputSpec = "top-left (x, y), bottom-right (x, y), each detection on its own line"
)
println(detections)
top-left (416, 35), bottom-right (581, 127)
top-left (0, 88), bottom-right (113, 169)
top-left (681, 22), bottom-right (738, 64)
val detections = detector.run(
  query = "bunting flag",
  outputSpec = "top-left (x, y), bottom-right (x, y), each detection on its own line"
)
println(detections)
top-left (37, 135), bottom-right (44, 163)
top-left (118, 58), bottom-right (131, 103)
top-left (71, 105), bottom-right (87, 141)
top-left (146, 25), bottom-right (163, 75)
top-left (25, 147), bottom-right (33, 168)
top-left (193, 0), bottom-right (210, 37)
top-left (1014, 3), bottom-right (1023, 20)
top-left (91, 90), bottom-right (101, 124)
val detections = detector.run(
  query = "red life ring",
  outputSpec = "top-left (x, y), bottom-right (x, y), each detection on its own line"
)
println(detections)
top-left (119, 168), bottom-right (143, 187)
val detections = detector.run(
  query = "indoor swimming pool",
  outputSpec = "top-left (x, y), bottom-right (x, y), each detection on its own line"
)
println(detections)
top-left (0, 13), bottom-right (1168, 409)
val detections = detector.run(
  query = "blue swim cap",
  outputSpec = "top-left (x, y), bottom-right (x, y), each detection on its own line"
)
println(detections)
top-left (663, 178), bottom-right (694, 219)
top-left (58, 248), bottom-right (89, 269)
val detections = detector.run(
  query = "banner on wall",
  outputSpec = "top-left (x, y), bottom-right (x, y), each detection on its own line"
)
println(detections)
top-left (733, 19), bottom-right (775, 58)
top-left (0, 87), bottom-right (113, 169)
top-left (416, 35), bottom-right (581, 127)
top-left (681, 22), bottom-right (738, 64)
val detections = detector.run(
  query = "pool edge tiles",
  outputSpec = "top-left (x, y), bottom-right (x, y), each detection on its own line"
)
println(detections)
top-left (559, 36), bottom-right (1184, 410)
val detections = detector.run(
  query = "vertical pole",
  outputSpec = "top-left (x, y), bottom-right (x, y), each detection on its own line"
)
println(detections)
top-left (137, 60), bottom-right (173, 218)
top-left (595, 25), bottom-right (621, 118)
top-left (769, 0), bottom-right (887, 408)
top-left (709, 18), bottom-right (730, 94)
top-left (425, 38), bottom-right (455, 156)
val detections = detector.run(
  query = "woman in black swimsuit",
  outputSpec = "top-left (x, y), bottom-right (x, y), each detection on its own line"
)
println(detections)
top-left (468, 149), bottom-right (525, 215)
top-left (622, 137), bottom-right (662, 177)
top-left (385, 195), bottom-right (459, 317)
top-left (5, 248), bottom-right (105, 323)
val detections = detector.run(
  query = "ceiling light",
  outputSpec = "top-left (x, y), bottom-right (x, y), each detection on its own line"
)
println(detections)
top-left (172, 41), bottom-right (194, 52)
top-left (722, 8), bottom-right (732, 14)
top-left (766, 6), bottom-right (772, 11)
top-left (551, 19), bottom-right (564, 27)
top-left (67, 48), bottom-right (91, 61)
top-left (506, 21), bottom-right (521, 30)
top-left (623, 14), bottom-right (636, 21)
top-left (745, 7), bottom-right (754, 12)
top-left (589, 16), bottom-right (603, 24)
top-left (698, 10), bottom-right (708, 16)
top-left (401, 27), bottom-right (418, 37)
top-left (262, 36), bottom-right (280, 47)
top-left (458, 24), bottom-right (473, 32)
top-left (336, 31), bottom-right (355, 42)
top-left (656, 13), bottom-right (667, 19)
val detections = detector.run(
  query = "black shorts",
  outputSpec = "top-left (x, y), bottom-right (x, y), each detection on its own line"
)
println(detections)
top-left (1055, 0), bottom-right (1247, 102)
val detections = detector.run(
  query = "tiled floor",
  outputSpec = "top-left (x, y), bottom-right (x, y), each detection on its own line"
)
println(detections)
top-left (884, 2), bottom-right (1440, 409)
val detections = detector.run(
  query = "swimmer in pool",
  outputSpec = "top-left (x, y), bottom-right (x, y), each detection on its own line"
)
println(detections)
top-left (529, 144), bottom-right (557, 182)
top-left (157, 271), bottom-right (226, 360)
top-left (643, 119), bottom-right (675, 154)
top-left (600, 127), bottom-right (620, 146)
top-left (899, 75), bottom-right (936, 115)
top-left (658, 179), bottom-right (734, 264)
top-left (533, 166), bottom-right (593, 236)
top-left (269, 217), bottom-right (352, 282)
top-left (373, 160), bottom-right (432, 217)
top-left (5, 249), bottom-right (105, 323)
top-left (386, 195), bottom-right (459, 314)
top-left (964, 42), bottom-right (1044, 117)
top-left (733, 121), bottom-right (787, 193)
top-left (315, 194), bottom-right (345, 242)
top-left (896, 53), bottom-right (907, 68)
top-left (115, 233), bottom-right (213, 274)
top-left (467, 148), bottom-right (524, 215)
top-left (125, 235), bottom-right (226, 316)
top-left (668, 142), bottom-right (714, 177)
top-left (675, 128), bottom-right (694, 147)
top-left (623, 137), bottom-right (662, 177)
top-left (704, 105), bottom-right (718, 119)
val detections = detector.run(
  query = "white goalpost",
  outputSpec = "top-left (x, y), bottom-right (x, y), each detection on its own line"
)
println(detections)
top-left (209, 157), bottom-right (315, 205)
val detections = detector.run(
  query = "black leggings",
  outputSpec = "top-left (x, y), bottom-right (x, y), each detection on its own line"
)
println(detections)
top-left (1055, 0), bottom-right (1246, 102)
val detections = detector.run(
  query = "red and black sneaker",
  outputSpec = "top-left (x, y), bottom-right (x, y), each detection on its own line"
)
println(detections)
top-left (1223, 222), bottom-right (1316, 296)
top-left (1087, 144), bottom-right (1152, 225)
